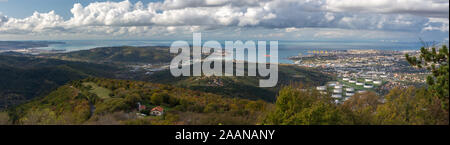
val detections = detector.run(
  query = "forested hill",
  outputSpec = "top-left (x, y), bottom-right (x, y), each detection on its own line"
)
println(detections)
top-left (43, 46), bottom-right (173, 64)
top-left (0, 55), bottom-right (120, 109)
top-left (8, 78), bottom-right (271, 125)
top-left (41, 45), bottom-right (334, 102)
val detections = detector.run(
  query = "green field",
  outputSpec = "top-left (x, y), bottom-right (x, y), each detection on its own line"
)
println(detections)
top-left (82, 82), bottom-right (112, 99)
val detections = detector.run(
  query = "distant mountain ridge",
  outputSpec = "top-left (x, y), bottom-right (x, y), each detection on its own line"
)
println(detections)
top-left (43, 46), bottom-right (173, 64)
top-left (0, 41), bottom-right (65, 50)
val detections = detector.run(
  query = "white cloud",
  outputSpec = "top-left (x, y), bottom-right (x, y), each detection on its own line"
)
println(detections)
top-left (325, 0), bottom-right (449, 18)
top-left (0, 11), bottom-right (65, 33)
top-left (0, 0), bottom-right (448, 39)
top-left (0, 13), bottom-right (8, 24)
top-left (423, 18), bottom-right (449, 32)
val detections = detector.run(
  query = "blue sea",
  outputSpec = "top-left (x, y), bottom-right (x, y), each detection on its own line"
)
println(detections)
top-left (39, 40), bottom-right (425, 64)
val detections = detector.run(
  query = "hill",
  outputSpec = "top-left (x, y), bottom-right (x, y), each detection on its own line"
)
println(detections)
top-left (0, 41), bottom-right (64, 50)
top-left (9, 78), bottom-right (271, 125)
top-left (0, 55), bottom-right (120, 109)
top-left (39, 46), bottom-right (333, 102)
top-left (43, 46), bottom-right (173, 64)
top-left (145, 63), bottom-right (333, 102)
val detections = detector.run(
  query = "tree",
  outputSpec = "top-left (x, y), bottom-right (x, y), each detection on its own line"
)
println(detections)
top-left (376, 87), bottom-right (448, 125)
top-left (124, 93), bottom-right (142, 107)
top-left (405, 45), bottom-right (449, 111)
top-left (151, 93), bottom-right (165, 105)
top-left (263, 86), bottom-right (346, 125)
top-left (340, 92), bottom-right (382, 125)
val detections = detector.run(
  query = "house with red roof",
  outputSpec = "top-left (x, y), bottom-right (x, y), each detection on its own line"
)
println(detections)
top-left (150, 106), bottom-right (164, 116)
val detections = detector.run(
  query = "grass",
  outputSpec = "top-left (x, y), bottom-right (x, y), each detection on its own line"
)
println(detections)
top-left (82, 82), bottom-right (112, 99)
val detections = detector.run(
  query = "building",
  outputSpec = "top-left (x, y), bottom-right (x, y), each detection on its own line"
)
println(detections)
top-left (332, 94), bottom-right (342, 98)
top-left (333, 89), bottom-right (342, 93)
top-left (346, 88), bottom-right (355, 92)
top-left (150, 106), bottom-right (165, 116)
top-left (316, 86), bottom-right (327, 91)
top-left (373, 80), bottom-right (382, 85)
top-left (364, 84), bottom-right (374, 89)
top-left (138, 102), bottom-right (146, 112)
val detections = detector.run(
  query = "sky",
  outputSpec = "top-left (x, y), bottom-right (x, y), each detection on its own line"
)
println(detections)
top-left (0, 0), bottom-right (448, 42)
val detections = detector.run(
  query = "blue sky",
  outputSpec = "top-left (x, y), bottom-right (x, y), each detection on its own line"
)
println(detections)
top-left (0, 0), bottom-right (161, 19)
top-left (0, 0), bottom-right (448, 43)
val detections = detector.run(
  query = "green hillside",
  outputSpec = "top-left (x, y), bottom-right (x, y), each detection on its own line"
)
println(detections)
top-left (0, 55), bottom-right (120, 109)
top-left (41, 46), bottom-right (332, 102)
top-left (9, 78), bottom-right (271, 125)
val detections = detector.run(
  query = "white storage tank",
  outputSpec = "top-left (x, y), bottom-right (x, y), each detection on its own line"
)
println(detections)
top-left (346, 88), bottom-right (355, 92)
top-left (358, 90), bottom-right (367, 94)
top-left (316, 86), bottom-right (327, 91)
top-left (332, 94), bottom-right (342, 98)
top-left (364, 85), bottom-right (374, 89)
top-left (373, 80), bottom-right (382, 85)
top-left (346, 92), bottom-right (355, 97)
top-left (333, 89), bottom-right (342, 93)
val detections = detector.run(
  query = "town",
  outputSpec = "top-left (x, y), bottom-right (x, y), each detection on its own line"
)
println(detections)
top-left (289, 49), bottom-right (428, 102)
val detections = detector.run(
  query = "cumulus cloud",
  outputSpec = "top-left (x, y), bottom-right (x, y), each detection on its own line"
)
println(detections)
top-left (0, 13), bottom-right (8, 25)
top-left (148, 0), bottom-right (270, 10)
top-left (0, 11), bottom-right (65, 33)
top-left (0, 0), bottom-right (448, 38)
top-left (67, 1), bottom-right (154, 26)
top-left (423, 18), bottom-right (449, 32)
top-left (325, 0), bottom-right (449, 18)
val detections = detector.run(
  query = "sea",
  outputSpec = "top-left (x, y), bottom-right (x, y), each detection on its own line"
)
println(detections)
top-left (38, 40), bottom-right (426, 64)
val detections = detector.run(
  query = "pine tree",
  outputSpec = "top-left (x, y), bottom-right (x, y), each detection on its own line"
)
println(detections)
top-left (405, 45), bottom-right (449, 111)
